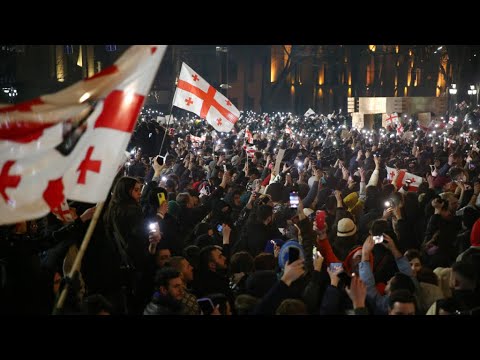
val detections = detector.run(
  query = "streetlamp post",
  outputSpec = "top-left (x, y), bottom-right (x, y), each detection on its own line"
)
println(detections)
top-left (468, 84), bottom-right (477, 107)
top-left (448, 83), bottom-right (457, 114)
top-left (216, 46), bottom-right (229, 97)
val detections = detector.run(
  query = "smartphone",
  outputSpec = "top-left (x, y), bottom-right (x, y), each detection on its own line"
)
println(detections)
top-left (384, 200), bottom-right (392, 208)
top-left (217, 224), bottom-right (223, 233)
top-left (156, 156), bottom-right (164, 166)
top-left (289, 191), bottom-right (300, 208)
top-left (315, 210), bottom-right (326, 231)
top-left (157, 192), bottom-right (166, 206)
top-left (329, 262), bottom-right (343, 272)
top-left (288, 247), bottom-right (300, 263)
top-left (149, 222), bottom-right (159, 234)
top-left (373, 235), bottom-right (384, 244)
top-left (197, 297), bottom-right (215, 315)
top-left (337, 272), bottom-right (352, 287)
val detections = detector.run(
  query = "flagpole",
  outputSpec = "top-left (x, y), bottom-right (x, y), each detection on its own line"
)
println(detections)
top-left (53, 201), bottom-right (105, 314)
top-left (159, 64), bottom-right (182, 156)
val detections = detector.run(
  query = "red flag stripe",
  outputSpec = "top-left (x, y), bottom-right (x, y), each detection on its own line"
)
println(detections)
top-left (177, 80), bottom-right (237, 124)
top-left (0, 98), bottom-right (44, 113)
top-left (94, 90), bottom-right (144, 133)
top-left (0, 121), bottom-right (55, 143)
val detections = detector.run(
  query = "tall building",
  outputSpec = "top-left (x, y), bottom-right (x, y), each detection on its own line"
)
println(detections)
top-left (1, 45), bottom-right (478, 114)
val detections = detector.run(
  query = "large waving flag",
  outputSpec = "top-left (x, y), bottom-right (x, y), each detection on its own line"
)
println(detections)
top-left (172, 62), bottom-right (240, 132)
top-left (0, 45), bottom-right (167, 225)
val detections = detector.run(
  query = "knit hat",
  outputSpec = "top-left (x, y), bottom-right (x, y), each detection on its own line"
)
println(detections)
top-left (168, 200), bottom-right (180, 218)
top-left (278, 240), bottom-right (305, 269)
top-left (343, 192), bottom-right (359, 212)
top-left (337, 218), bottom-right (357, 237)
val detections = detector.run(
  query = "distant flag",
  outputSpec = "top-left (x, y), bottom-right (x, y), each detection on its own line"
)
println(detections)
top-left (172, 62), bottom-right (240, 133)
top-left (243, 145), bottom-right (257, 157)
top-left (285, 125), bottom-right (293, 135)
top-left (385, 113), bottom-right (399, 125)
top-left (304, 108), bottom-right (316, 118)
top-left (0, 45), bottom-right (167, 225)
top-left (52, 200), bottom-right (77, 223)
top-left (386, 166), bottom-right (423, 191)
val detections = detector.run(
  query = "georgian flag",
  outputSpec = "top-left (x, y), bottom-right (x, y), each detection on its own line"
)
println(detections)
top-left (285, 125), bottom-right (293, 135)
top-left (386, 166), bottom-right (423, 191)
top-left (385, 113), bottom-right (399, 125)
top-left (243, 145), bottom-right (257, 157)
top-left (0, 45), bottom-right (167, 225)
top-left (172, 63), bottom-right (240, 133)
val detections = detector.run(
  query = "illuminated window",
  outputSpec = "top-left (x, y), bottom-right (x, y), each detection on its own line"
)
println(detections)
top-left (64, 45), bottom-right (73, 54)
top-left (106, 45), bottom-right (117, 52)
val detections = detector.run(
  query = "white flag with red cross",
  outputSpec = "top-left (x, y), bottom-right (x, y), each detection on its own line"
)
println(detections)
top-left (0, 45), bottom-right (167, 225)
top-left (385, 113), bottom-right (399, 125)
top-left (51, 199), bottom-right (77, 223)
top-left (386, 166), bottom-right (423, 191)
top-left (172, 63), bottom-right (240, 133)
top-left (243, 145), bottom-right (257, 157)
top-left (285, 125), bottom-right (293, 135)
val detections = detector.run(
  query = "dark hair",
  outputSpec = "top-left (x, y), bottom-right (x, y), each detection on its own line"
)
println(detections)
top-left (183, 245), bottom-right (201, 270)
top-left (388, 289), bottom-right (416, 310)
top-left (104, 176), bottom-right (141, 229)
top-left (82, 294), bottom-right (113, 315)
top-left (390, 272), bottom-right (416, 294)
top-left (276, 299), bottom-right (307, 315)
top-left (230, 252), bottom-right (254, 274)
top-left (154, 267), bottom-right (181, 289)
top-left (256, 205), bottom-right (273, 223)
top-left (235, 294), bottom-right (258, 315)
top-left (254, 253), bottom-right (276, 271)
top-left (405, 249), bottom-right (422, 262)
top-left (142, 187), bottom-right (168, 218)
top-left (166, 256), bottom-right (186, 271)
top-left (198, 245), bottom-right (220, 272)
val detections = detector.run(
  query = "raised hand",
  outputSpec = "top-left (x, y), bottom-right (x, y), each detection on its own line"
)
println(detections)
top-left (345, 275), bottom-right (367, 309)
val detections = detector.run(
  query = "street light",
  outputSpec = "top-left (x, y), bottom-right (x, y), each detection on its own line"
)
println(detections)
top-left (216, 46), bottom-right (229, 96)
top-left (468, 85), bottom-right (477, 106)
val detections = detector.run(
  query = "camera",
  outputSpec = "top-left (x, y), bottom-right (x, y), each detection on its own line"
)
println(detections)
top-left (373, 235), bottom-right (384, 244)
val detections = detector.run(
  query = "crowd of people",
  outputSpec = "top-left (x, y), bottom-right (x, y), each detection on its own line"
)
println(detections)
top-left (2, 105), bottom-right (480, 316)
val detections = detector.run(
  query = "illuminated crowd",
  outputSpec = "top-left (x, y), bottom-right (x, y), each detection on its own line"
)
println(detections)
top-left (2, 105), bottom-right (480, 315)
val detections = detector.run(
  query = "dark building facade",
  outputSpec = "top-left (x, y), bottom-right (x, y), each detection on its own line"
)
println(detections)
top-left (1, 45), bottom-right (478, 114)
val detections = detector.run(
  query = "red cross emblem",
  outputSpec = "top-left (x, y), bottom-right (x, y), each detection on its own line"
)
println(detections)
top-left (225, 100), bottom-right (232, 106)
top-left (176, 80), bottom-right (238, 123)
top-left (408, 178), bottom-right (416, 183)
top-left (0, 160), bottom-right (21, 203)
top-left (389, 171), bottom-right (395, 178)
top-left (150, 47), bottom-right (157, 54)
top-left (217, 118), bottom-right (223, 126)
top-left (192, 74), bottom-right (199, 82)
top-left (77, 146), bottom-right (101, 184)
top-left (185, 97), bottom-right (193, 106)
top-left (385, 113), bottom-right (398, 123)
